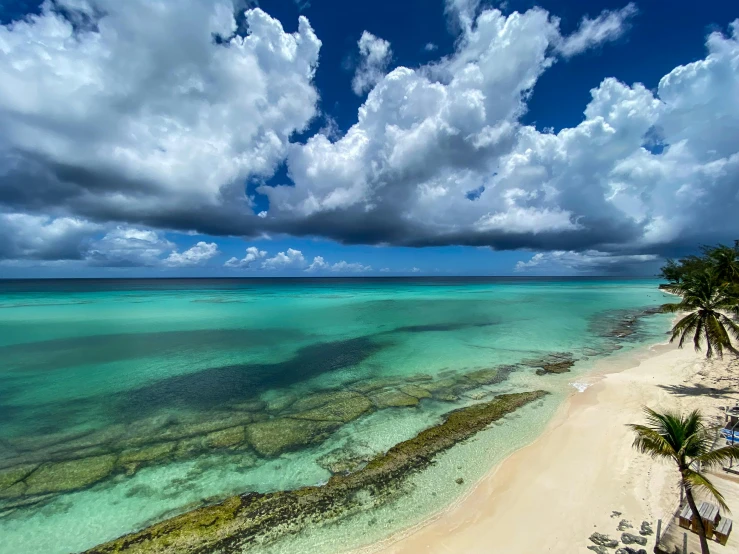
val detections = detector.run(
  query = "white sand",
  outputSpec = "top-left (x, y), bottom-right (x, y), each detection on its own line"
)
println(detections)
top-left (360, 342), bottom-right (739, 554)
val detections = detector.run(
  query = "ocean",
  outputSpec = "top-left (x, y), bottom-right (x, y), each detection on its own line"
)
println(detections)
top-left (0, 278), bottom-right (671, 554)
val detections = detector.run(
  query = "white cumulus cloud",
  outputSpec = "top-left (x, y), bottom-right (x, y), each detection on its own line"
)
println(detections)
top-left (225, 246), bottom-right (267, 268)
top-left (165, 242), bottom-right (219, 267)
top-left (86, 227), bottom-right (175, 267)
top-left (85, 227), bottom-right (220, 267)
top-left (351, 31), bottom-right (392, 95)
top-left (306, 255), bottom-right (329, 272)
top-left (556, 3), bottom-right (638, 58)
top-left (262, 12), bottom-right (739, 260)
top-left (329, 260), bottom-right (372, 272)
top-left (0, 1), bottom-right (321, 235)
top-left (305, 255), bottom-right (371, 272)
top-left (262, 248), bottom-right (306, 269)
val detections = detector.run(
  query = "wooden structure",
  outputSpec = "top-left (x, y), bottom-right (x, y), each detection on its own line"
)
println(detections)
top-left (661, 498), bottom-right (735, 552)
top-left (716, 517), bottom-right (734, 546)
top-left (678, 501), bottom-right (720, 539)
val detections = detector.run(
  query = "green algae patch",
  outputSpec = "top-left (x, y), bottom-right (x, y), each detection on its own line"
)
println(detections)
top-left (24, 454), bottom-right (117, 496)
top-left (465, 366), bottom-right (514, 386)
top-left (0, 481), bottom-right (27, 500)
top-left (204, 427), bottom-right (246, 450)
top-left (0, 463), bottom-right (37, 492)
top-left (291, 392), bottom-right (373, 423)
top-left (398, 384), bottom-right (432, 399)
top-left (84, 390), bottom-right (547, 554)
top-left (288, 391), bottom-right (364, 413)
top-left (118, 443), bottom-right (177, 466)
top-left (369, 390), bottom-right (420, 409)
top-left (244, 418), bottom-right (342, 457)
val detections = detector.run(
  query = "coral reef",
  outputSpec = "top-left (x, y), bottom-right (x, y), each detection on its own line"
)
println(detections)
top-left (83, 391), bottom-right (547, 554)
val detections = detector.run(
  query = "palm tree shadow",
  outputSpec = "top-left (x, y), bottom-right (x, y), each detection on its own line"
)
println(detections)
top-left (657, 382), bottom-right (736, 399)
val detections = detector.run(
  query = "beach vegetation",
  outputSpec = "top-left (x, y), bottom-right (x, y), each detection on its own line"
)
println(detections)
top-left (660, 241), bottom-right (739, 358)
top-left (661, 241), bottom-right (739, 288)
top-left (629, 407), bottom-right (739, 554)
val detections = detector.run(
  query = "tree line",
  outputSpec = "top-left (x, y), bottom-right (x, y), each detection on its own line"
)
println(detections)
top-left (659, 241), bottom-right (739, 359)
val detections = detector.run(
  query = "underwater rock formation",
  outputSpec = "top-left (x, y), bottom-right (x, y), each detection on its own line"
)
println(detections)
top-left (369, 390), bottom-right (420, 408)
top-left (244, 418), bottom-right (342, 458)
top-left (522, 352), bottom-right (577, 375)
top-left (0, 362), bottom-right (529, 516)
top-left (316, 442), bottom-right (376, 475)
top-left (24, 455), bottom-right (117, 496)
top-left (83, 391), bottom-right (547, 554)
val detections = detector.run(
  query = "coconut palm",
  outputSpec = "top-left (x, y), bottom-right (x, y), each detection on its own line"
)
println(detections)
top-left (707, 245), bottom-right (739, 287)
top-left (629, 408), bottom-right (739, 554)
top-left (662, 270), bottom-right (739, 358)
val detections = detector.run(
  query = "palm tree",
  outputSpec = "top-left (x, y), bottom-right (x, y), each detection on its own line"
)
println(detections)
top-left (662, 270), bottom-right (739, 358)
top-left (629, 408), bottom-right (739, 554)
top-left (706, 245), bottom-right (739, 286)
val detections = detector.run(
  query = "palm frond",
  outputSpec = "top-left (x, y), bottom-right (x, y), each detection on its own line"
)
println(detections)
top-left (628, 424), bottom-right (677, 460)
top-left (662, 302), bottom-right (687, 314)
top-left (715, 294), bottom-right (739, 313)
top-left (684, 470), bottom-right (730, 512)
top-left (677, 411), bottom-right (709, 457)
top-left (669, 313), bottom-right (700, 348)
top-left (704, 320), bottom-right (717, 358)
top-left (706, 314), bottom-right (729, 358)
top-left (695, 445), bottom-right (739, 469)
top-left (693, 316), bottom-right (705, 352)
top-left (718, 313), bottom-right (739, 343)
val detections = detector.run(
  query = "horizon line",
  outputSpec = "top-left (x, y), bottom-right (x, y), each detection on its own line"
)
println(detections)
top-left (0, 275), bottom-right (663, 280)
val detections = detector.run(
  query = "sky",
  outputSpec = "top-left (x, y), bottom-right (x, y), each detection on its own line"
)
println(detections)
top-left (0, 0), bottom-right (737, 277)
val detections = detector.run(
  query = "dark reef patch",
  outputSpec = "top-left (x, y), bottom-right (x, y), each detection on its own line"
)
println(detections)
top-left (0, 328), bottom-right (308, 373)
top-left (114, 336), bottom-right (385, 417)
top-left (522, 352), bottom-right (577, 375)
top-left (588, 306), bottom-right (664, 345)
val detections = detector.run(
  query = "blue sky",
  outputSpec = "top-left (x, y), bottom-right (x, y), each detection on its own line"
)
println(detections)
top-left (0, 0), bottom-right (737, 277)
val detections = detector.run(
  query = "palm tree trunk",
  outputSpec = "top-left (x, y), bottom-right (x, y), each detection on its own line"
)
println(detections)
top-left (684, 480), bottom-right (711, 554)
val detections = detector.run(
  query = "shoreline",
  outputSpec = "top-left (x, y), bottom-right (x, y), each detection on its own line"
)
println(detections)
top-left (355, 338), bottom-right (739, 554)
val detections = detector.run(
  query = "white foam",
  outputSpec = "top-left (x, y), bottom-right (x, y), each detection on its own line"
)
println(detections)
top-left (570, 382), bottom-right (591, 393)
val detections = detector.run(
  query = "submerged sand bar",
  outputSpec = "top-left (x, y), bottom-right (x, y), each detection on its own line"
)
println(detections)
top-left (84, 391), bottom-right (546, 554)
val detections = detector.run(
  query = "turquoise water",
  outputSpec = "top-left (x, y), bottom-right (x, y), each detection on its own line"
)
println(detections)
top-left (0, 278), bottom-right (671, 553)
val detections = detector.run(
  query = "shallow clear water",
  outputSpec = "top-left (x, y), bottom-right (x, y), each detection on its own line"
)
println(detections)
top-left (0, 278), bottom-right (671, 553)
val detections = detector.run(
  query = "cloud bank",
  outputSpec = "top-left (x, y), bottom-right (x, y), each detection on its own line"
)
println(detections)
top-left (0, 0), bottom-right (737, 270)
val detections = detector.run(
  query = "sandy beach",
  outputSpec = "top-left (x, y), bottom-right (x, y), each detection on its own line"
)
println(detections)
top-left (362, 342), bottom-right (739, 554)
